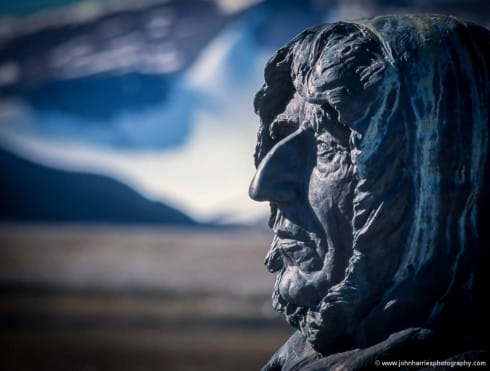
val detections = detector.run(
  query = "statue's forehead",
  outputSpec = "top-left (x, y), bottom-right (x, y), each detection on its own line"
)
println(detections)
top-left (269, 92), bottom-right (340, 136)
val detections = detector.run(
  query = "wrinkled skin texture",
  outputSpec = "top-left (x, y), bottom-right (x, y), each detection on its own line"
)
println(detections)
top-left (250, 94), bottom-right (355, 328)
top-left (250, 15), bottom-right (489, 370)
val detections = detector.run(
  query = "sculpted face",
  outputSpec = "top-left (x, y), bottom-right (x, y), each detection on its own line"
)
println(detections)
top-left (249, 91), bottom-right (355, 329)
top-left (248, 23), bottom-right (385, 335)
top-left (250, 16), bottom-right (489, 367)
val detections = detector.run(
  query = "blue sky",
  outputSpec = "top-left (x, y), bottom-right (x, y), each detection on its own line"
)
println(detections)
top-left (0, 0), bottom-right (488, 223)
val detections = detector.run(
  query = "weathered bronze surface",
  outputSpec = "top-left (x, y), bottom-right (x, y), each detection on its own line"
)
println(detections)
top-left (250, 14), bottom-right (489, 370)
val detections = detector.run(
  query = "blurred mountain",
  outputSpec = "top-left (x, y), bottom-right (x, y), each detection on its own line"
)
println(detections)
top-left (1, 0), bottom-right (488, 148)
top-left (0, 0), bottom-right (229, 150)
top-left (0, 0), bottom-right (226, 103)
top-left (0, 148), bottom-right (196, 224)
top-left (0, 0), bottom-right (488, 223)
top-left (0, 0), bottom-right (329, 150)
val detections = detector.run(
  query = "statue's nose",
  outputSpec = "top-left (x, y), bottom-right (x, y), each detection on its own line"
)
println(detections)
top-left (249, 129), bottom-right (309, 203)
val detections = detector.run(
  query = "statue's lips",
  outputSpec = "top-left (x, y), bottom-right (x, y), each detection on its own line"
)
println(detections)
top-left (274, 228), bottom-right (311, 243)
top-left (277, 238), bottom-right (315, 259)
top-left (265, 231), bottom-right (322, 273)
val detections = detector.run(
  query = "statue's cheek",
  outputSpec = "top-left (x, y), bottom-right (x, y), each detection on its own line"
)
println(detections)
top-left (309, 159), bottom-right (350, 211)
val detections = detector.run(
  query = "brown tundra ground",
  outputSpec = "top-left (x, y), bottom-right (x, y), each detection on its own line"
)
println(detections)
top-left (0, 223), bottom-right (292, 371)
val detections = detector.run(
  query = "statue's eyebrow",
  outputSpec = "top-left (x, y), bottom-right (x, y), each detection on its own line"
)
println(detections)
top-left (312, 104), bottom-right (339, 131)
top-left (309, 103), bottom-right (350, 146)
top-left (269, 114), bottom-right (298, 140)
top-left (269, 95), bottom-right (304, 140)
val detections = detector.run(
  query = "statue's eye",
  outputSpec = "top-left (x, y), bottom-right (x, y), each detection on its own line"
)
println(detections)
top-left (316, 130), bottom-right (349, 165)
top-left (316, 139), bottom-right (336, 161)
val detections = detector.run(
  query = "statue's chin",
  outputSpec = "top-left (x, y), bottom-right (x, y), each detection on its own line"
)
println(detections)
top-left (274, 282), bottom-right (346, 356)
top-left (272, 252), bottom-right (345, 345)
top-left (277, 266), bottom-right (331, 307)
top-left (273, 292), bottom-right (308, 330)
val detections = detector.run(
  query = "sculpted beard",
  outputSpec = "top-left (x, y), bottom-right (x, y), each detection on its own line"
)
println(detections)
top-left (262, 133), bottom-right (356, 341)
top-left (267, 215), bottom-right (354, 340)
top-left (265, 231), bottom-right (322, 335)
top-left (268, 227), bottom-right (351, 344)
top-left (268, 222), bottom-right (324, 332)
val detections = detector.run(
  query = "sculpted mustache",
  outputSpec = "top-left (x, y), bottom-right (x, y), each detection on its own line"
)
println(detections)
top-left (266, 235), bottom-right (317, 273)
top-left (267, 204), bottom-right (278, 229)
top-left (265, 208), bottom-right (322, 272)
top-left (265, 235), bottom-right (283, 272)
top-left (270, 205), bottom-right (317, 243)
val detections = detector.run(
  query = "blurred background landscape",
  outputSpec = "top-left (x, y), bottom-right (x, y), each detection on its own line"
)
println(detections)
top-left (0, 0), bottom-right (488, 370)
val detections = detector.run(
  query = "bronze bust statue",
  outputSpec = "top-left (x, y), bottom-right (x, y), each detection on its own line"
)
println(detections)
top-left (249, 14), bottom-right (488, 370)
